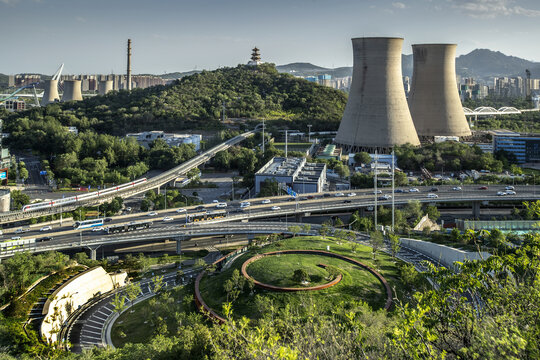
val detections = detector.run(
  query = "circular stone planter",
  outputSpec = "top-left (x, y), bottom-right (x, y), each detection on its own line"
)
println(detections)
top-left (241, 250), bottom-right (393, 310)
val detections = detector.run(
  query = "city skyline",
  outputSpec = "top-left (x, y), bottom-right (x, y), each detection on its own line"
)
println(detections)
top-left (1, 0), bottom-right (540, 74)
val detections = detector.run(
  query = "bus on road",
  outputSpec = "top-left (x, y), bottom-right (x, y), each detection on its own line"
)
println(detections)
top-left (73, 219), bottom-right (104, 230)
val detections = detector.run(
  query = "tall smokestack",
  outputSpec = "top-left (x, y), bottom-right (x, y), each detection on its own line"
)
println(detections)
top-left (408, 44), bottom-right (471, 138)
top-left (127, 39), bottom-right (132, 91)
top-left (334, 37), bottom-right (420, 153)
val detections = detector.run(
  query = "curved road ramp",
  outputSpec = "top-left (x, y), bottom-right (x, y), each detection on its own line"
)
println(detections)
top-left (40, 266), bottom-right (127, 344)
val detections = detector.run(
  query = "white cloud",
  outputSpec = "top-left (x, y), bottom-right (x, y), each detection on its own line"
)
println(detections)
top-left (392, 2), bottom-right (406, 9)
top-left (449, 0), bottom-right (540, 18)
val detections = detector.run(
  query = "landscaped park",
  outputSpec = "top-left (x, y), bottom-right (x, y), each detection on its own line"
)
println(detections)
top-left (110, 234), bottom-right (415, 349)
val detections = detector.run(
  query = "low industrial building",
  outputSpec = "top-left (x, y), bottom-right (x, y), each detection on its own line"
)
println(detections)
top-left (491, 130), bottom-right (540, 164)
top-left (255, 157), bottom-right (326, 194)
top-left (126, 131), bottom-right (202, 151)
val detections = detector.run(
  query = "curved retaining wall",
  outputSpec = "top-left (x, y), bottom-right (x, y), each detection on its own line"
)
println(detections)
top-left (41, 266), bottom-right (127, 343)
top-left (194, 270), bottom-right (227, 324)
top-left (243, 250), bottom-right (392, 310)
top-left (241, 253), bottom-right (343, 292)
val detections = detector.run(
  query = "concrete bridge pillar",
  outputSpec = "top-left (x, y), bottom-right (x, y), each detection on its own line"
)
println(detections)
top-left (86, 245), bottom-right (101, 261)
top-left (176, 238), bottom-right (182, 255)
top-left (295, 213), bottom-right (302, 222)
top-left (472, 201), bottom-right (481, 218)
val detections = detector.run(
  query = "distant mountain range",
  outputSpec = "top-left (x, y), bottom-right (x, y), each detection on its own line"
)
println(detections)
top-left (275, 49), bottom-right (540, 81)
top-left (2, 48), bottom-right (539, 87)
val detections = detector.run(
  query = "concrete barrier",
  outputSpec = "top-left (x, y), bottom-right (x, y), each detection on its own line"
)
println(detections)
top-left (41, 266), bottom-right (127, 343)
top-left (399, 237), bottom-right (491, 269)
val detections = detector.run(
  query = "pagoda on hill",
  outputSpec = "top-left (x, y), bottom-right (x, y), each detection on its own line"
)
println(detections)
top-left (247, 47), bottom-right (262, 66)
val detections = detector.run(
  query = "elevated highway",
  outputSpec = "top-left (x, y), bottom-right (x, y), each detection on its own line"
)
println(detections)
top-left (0, 130), bottom-right (256, 224)
top-left (1, 184), bottom-right (538, 259)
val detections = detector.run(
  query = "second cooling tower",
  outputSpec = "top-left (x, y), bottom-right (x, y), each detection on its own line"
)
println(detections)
top-left (62, 80), bottom-right (83, 102)
top-left (98, 80), bottom-right (113, 95)
top-left (334, 37), bottom-right (420, 153)
top-left (41, 80), bottom-right (60, 106)
top-left (408, 44), bottom-right (471, 138)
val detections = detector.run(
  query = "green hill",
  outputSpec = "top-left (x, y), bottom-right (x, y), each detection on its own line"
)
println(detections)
top-left (10, 63), bottom-right (346, 136)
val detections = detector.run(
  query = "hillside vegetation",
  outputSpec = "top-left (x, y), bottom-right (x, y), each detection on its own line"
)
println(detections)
top-left (3, 63), bottom-right (346, 136)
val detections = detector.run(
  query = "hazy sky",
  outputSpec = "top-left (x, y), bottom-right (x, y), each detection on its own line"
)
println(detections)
top-left (1, 0), bottom-right (540, 74)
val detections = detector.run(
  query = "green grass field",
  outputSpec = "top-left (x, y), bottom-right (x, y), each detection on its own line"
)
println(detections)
top-left (247, 253), bottom-right (375, 289)
top-left (111, 284), bottom-right (196, 348)
top-left (199, 236), bottom-right (406, 319)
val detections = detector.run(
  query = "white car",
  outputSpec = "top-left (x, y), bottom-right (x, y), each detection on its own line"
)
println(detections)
top-left (216, 203), bottom-right (227, 208)
top-left (497, 191), bottom-right (507, 196)
top-left (506, 190), bottom-right (516, 195)
top-left (452, 186), bottom-right (462, 191)
top-left (92, 227), bottom-right (104, 232)
top-left (11, 236), bottom-right (21, 240)
top-left (240, 201), bottom-right (251, 208)
top-left (40, 226), bottom-right (52, 232)
top-left (335, 192), bottom-right (345, 197)
top-left (426, 193), bottom-right (438, 199)
top-left (176, 208), bottom-right (186, 213)
top-left (148, 211), bottom-right (158, 216)
top-left (382, 194), bottom-right (392, 200)
top-left (409, 188), bottom-right (420, 193)
top-left (261, 199), bottom-right (271, 204)
top-left (162, 217), bottom-right (174, 222)
top-left (505, 186), bottom-right (515, 191)
top-left (212, 200), bottom-right (219, 203)
top-left (271, 206), bottom-right (281, 211)
top-left (125, 207), bottom-right (132, 212)
top-left (374, 190), bottom-right (382, 194)
top-left (347, 192), bottom-right (357, 197)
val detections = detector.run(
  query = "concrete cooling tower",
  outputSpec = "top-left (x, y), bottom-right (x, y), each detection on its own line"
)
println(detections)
top-left (408, 44), bottom-right (471, 138)
top-left (334, 37), bottom-right (420, 153)
top-left (40, 80), bottom-right (60, 106)
top-left (98, 80), bottom-right (113, 95)
top-left (62, 80), bottom-right (83, 102)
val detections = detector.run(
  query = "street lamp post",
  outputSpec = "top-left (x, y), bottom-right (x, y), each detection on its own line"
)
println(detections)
top-left (374, 150), bottom-right (378, 231)
top-left (391, 149), bottom-right (395, 233)
top-left (307, 124), bottom-right (312, 142)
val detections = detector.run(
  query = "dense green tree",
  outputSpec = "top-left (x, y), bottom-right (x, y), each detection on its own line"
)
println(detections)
top-left (354, 152), bottom-right (372, 165)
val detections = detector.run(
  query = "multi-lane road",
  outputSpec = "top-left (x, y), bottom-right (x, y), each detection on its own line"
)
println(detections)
top-left (1, 184), bottom-right (537, 259)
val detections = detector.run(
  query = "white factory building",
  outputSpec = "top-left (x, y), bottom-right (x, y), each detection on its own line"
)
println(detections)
top-left (255, 157), bottom-right (326, 194)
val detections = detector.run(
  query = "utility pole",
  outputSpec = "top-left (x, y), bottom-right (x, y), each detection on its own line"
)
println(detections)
top-left (262, 118), bottom-right (265, 153)
top-left (285, 130), bottom-right (288, 158)
top-left (222, 101), bottom-right (226, 122)
top-left (391, 149), bottom-right (395, 232)
top-left (374, 150), bottom-right (378, 231)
